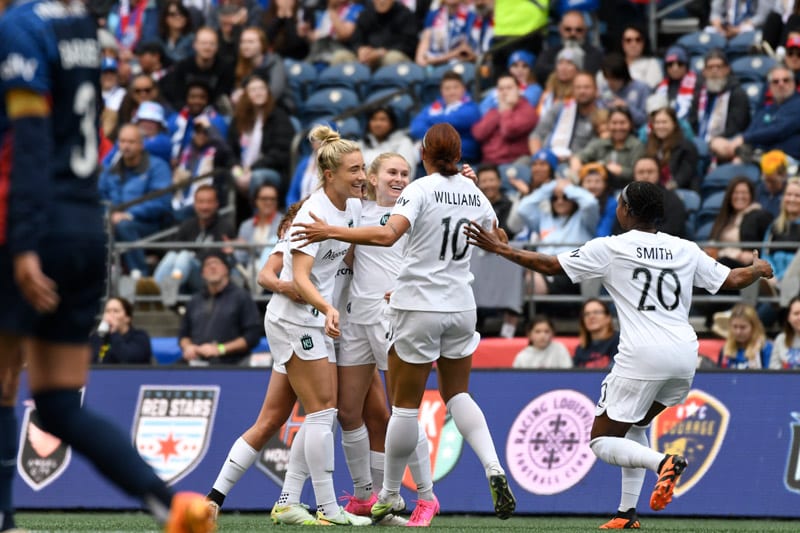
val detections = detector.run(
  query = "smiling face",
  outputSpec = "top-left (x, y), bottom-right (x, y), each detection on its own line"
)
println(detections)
top-left (783, 180), bottom-right (800, 218)
top-left (730, 182), bottom-right (752, 213)
top-left (326, 150), bottom-right (366, 201)
top-left (477, 168), bottom-right (502, 201)
top-left (651, 109), bottom-right (675, 140)
top-left (609, 110), bottom-right (632, 143)
top-left (371, 155), bottom-right (410, 206)
top-left (245, 77), bottom-right (269, 107)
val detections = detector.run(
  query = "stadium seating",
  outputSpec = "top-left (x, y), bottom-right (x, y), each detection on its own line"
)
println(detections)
top-left (300, 87), bottom-right (360, 127)
top-left (368, 62), bottom-right (426, 99)
top-left (315, 62), bottom-right (372, 99)
top-left (731, 55), bottom-right (777, 83)
top-left (725, 30), bottom-right (757, 61)
top-left (741, 81), bottom-right (764, 115)
top-left (696, 189), bottom-right (726, 230)
top-left (284, 58), bottom-right (318, 111)
top-left (701, 162), bottom-right (761, 197)
top-left (675, 188), bottom-right (701, 239)
top-left (498, 162), bottom-right (531, 192)
top-left (676, 31), bottom-right (725, 57)
top-left (421, 61), bottom-right (476, 105)
top-left (689, 54), bottom-right (704, 74)
top-left (365, 88), bottom-right (416, 129)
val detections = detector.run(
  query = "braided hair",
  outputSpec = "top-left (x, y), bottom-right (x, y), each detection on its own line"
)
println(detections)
top-left (620, 181), bottom-right (664, 227)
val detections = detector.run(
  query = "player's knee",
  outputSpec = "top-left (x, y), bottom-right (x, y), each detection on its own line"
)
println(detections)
top-left (336, 406), bottom-right (362, 431)
top-left (32, 389), bottom-right (82, 439)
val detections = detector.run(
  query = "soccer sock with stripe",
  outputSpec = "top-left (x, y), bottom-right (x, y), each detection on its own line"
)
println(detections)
top-left (446, 393), bottom-right (504, 477)
top-left (0, 406), bottom-right (16, 530)
top-left (278, 424), bottom-right (308, 505)
top-left (341, 424), bottom-right (373, 500)
top-left (619, 425), bottom-right (649, 511)
top-left (209, 437), bottom-right (259, 505)
top-left (32, 389), bottom-right (173, 519)
top-left (381, 407), bottom-right (419, 498)
top-left (590, 435), bottom-right (662, 471)
top-left (304, 408), bottom-right (339, 517)
top-left (407, 421), bottom-right (434, 501)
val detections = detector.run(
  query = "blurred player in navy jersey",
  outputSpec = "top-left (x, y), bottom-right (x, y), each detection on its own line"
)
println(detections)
top-left (0, 1), bottom-right (211, 531)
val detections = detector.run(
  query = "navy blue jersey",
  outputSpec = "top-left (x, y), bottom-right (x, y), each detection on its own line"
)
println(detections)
top-left (0, 0), bottom-right (102, 249)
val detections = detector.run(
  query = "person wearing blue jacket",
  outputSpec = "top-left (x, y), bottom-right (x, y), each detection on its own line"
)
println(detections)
top-left (410, 71), bottom-right (482, 162)
top-left (99, 124), bottom-right (173, 273)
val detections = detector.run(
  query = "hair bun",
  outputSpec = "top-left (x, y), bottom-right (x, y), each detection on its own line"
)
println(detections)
top-left (308, 124), bottom-right (341, 146)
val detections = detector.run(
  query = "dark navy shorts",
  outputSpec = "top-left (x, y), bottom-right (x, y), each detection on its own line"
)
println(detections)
top-left (0, 235), bottom-right (106, 343)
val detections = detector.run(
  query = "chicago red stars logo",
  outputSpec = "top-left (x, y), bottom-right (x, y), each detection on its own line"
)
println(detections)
top-left (650, 389), bottom-right (730, 497)
top-left (401, 390), bottom-right (463, 490)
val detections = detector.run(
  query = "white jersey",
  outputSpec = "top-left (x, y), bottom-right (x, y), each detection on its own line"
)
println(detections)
top-left (390, 173), bottom-right (496, 312)
top-left (558, 230), bottom-right (731, 380)
top-left (266, 189), bottom-right (361, 327)
top-left (348, 201), bottom-right (406, 324)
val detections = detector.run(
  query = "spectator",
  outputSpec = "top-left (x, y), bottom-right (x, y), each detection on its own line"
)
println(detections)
top-left (644, 106), bottom-right (700, 191)
top-left (106, 0), bottom-right (159, 56)
top-left (758, 149), bottom-right (789, 217)
top-left (537, 44), bottom-right (580, 117)
top-left (706, 177), bottom-right (774, 269)
top-left (571, 106), bottom-right (645, 188)
top-left (597, 52), bottom-right (650, 128)
top-left (113, 73), bottom-right (170, 141)
top-left (286, 137), bottom-right (321, 206)
top-left (529, 71), bottom-right (600, 161)
top-left (771, 296), bottom-right (800, 369)
top-left (410, 71), bottom-right (482, 162)
top-left (99, 124), bottom-right (173, 274)
top-left (579, 163), bottom-right (617, 238)
top-left (612, 156), bottom-right (687, 237)
top-left (215, 5), bottom-right (247, 66)
top-left (155, 185), bottom-right (236, 298)
top-left (101, 58), bottom-right (126, 114)
top-left (233, 183), bottom-right (283, 280)
top-left (489, 0), bottom-right (548, 77)
top-left (654, 46), bottom-right (699, 129)
top-left (709, 0), bottom-right (765, 38)
top-left (762, 9), bottom-right (800, 52)
top-left (350, 0), bottom-right (418, 69)
top-left (228, 73), bottom-right (294, 198)
top-left (574, 298), bottom-right (619, 369)
top-left (480, 49), bottom-right (543, 114)
top-left (135, 41), bottom-right (171, 82)
top-left (470, 0), bottom-right (494, 56)
top-left (505, 148), bottom-right (557, 238)
top-left (762, 177), bottom-right (800, 294)
top-left (90, 297), bottom-right (153, 365)
top-left (232, 27), bottom-right (290, 112)
top-left (783, 35), bottom-right (800, 83)
top-left (512, 316), bottom-right (573, 369)
top-left (692, 49), bottom-right (751, 149)
top-left (103, 101), bottom-right (173, 166)
top-left (157, 0), bottom-right (195, 63)
top-left (167, 79), bottom-right (229, 162)
top-left (477, 164), bottom-right (513, 236)
top-left (616, 23), bottom-right (662, 90)
top-left (534, 10), bottom-right (603, 83)
top-left (179, 251), bottom-right (262, 366)
top-left (305, 0), bottom-right (363, 65)
top-left (711, 66), bottom-right (800, 160)
top-left (415, 0), bottom-right (477, 67)
top-left (717, 303), bottom-right (772, 369)
top-left (172, 115), bottom-right (234, 221)
top-left (162, 27), bottom-right (236, 110)
top-left (471, 72), bottom-right (538, 165)
top-left (263, 0), bottom-right (312, 61)
top-left (359, 106), bottom-right (418, 170)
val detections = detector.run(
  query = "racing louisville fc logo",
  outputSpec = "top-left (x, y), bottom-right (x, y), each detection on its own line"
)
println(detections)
top-left (17, 399), bottom-right (72, 491)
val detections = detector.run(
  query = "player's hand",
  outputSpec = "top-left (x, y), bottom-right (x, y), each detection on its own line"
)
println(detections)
top-left (461, 163), bottom-right (478, 184)
top-left (324, 307), bottom-right (340, 338)
top-left (13, 252), bottom-right (59, 313)
top-left (292, 212), bottom-right (330, 247)
top-left (464, 220), bottom-right (506, 254)
top-left (752, 250), bottom-right (774, 279)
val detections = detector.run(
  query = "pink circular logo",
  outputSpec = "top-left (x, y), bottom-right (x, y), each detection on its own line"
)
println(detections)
top-left (506, 389), bottom-right (596, 495)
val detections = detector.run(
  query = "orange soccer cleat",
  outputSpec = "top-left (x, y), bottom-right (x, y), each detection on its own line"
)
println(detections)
top-left (650, 454), bottom-right (688, 511)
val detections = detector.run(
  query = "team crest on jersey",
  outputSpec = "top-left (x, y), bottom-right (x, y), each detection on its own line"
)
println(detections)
top-left (402, 390), bottom-right (463, 490)
top-left (380, 214), bottom-right (390, 226)
top-left (133, 386), bottom-right (219, 485)
top-left (300, 334), bottom-right (314, 350)
top-left (348, 219), bottom-right (354, 228)
top-left (256, 401), bottom-right (306, 486)
top-left (506, 389), bottom-right (596, 495)
top-left (17, 399), bottom-right (72, 491)
top-left (310, 307), bottom-right (319, 317)
top-left (650, 389), bottom-right (729, 497)
top-left (784, 412), bottom-right (800, 493)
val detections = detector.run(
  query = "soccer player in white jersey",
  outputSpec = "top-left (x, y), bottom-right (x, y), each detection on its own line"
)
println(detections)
top-left (293, 123), bottom-right (517, 525)
top-left (263, 125), bottom-right (371, 526)
top-left (466, 181), bottom-right (774, 529)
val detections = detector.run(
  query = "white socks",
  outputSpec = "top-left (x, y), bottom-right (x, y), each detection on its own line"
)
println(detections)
top-left (590, 435), bottom-right (662, 471)
top-left (381, 406), bottom-right (419, 497)
top-left (341, 424), bottom-right (372, 500)
top-left (305, 408), bottom-right (339, 517)
top-left (619, 425), bottom-right (649, 511)
top-left (370, 451), bottom-right (385, 496)
top-left (212, 437), bottom-right (259, 496)
top-left (407, 421), bottom-right (434, 500)
top-left (279, 424), bottom-right (308, 505)
top-left (446, 393), bottom-right (503, 478)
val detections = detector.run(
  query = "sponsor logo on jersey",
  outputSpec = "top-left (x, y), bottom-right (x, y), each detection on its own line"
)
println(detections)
top-left (0, 53), bottom-right (38, 82)
top-left (301, 333), bottom-right (314, 350)
top-left (133, 386), bottom-right (219, 485)
top-left (256, 401), bottom-right (305, 486)
top-left (401, 390), bottom-right (463, 490)
top-left (784, 412), bottom-right (800, 493)
top-left (650, 389), bottom-right (729, 497)
top-left (17, 399), bottom-right (71, 491)
top-left (506, 389), bottom-right (596, 495)
top-left (321, 248), bottom-right (348, 261)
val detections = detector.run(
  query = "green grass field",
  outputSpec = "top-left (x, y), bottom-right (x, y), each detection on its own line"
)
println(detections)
top-left (14, 512), bottom-right (800, 532)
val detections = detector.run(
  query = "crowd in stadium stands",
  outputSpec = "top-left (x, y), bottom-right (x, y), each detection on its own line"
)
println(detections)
top-left (90, 0), bottom-right (800, 366)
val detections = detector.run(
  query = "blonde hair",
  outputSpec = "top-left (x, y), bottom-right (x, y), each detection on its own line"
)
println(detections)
top-left (772, 177), bottom-right (800, 234)
top-left (308, 125), bottom-right (361, 186)
top-left (364, 152), bottom-right (410, 201)
top-left (723, 303), bottom-right (767, 363)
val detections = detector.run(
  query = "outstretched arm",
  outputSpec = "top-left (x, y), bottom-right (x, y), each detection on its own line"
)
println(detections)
top-left (293, 212), bottom-right (410, 247)
top-left (465, 221), bottom-right (564, 275)
top-left (720, 250), bottom-right (774, 290)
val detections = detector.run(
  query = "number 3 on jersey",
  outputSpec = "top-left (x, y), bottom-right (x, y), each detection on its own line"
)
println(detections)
top-left (439, 216), bottom-right (470, 260)
top-left (70, 81), bottom-right (98, 178)
top-left (632, 267), bottom-right (680, 311)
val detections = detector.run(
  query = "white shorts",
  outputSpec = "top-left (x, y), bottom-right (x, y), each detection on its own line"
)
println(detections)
top-left (595, 372), bottom-right (692, 424)
top-left (340, 321), bottom-right (391, 370)
top-left (389, 309), bottom-right (480, 365)
top-left (265, 313), bottom-right (335, 369)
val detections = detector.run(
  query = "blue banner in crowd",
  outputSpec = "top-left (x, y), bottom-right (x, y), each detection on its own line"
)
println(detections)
top-left (12, 369), bottom-right (800, 517)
